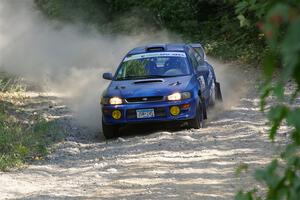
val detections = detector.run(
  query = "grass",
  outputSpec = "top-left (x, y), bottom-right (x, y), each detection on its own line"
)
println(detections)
top-left (0, 75), bottom-right (65, 171)
top-left (0, 72), bottom-right (27, 93)
top-left (0, 104), bottom-right (64, 171)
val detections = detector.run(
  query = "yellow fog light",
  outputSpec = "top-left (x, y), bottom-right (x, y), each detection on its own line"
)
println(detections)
top-left (112, 110), bottom-right (122, 119)
top-left (170, 106), bottom-right (180, 116)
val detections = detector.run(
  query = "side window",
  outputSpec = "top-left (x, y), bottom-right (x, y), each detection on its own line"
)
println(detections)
top-left (194, 48), bottom-right (205, 65)
top-left (195, 47), bottom-right (205, 60)
top-left (188, 48), bottom-right (199, 71)
top-left (200, 46), bottom-right (207, 61)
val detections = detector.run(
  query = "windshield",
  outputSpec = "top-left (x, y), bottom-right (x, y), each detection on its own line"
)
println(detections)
top-left (115, 52), bottom-right (190, 80)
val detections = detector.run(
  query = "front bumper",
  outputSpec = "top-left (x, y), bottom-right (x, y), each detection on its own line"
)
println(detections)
top-left (101, 97), bottom-right (198, 125)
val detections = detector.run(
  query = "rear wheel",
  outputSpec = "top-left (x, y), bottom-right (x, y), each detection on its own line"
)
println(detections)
top-left (102, 119), bottom-right (119, 139)
top-left (188, 104), bottom-right (205, 129)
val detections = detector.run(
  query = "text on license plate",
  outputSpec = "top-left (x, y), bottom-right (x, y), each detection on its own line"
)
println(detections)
top-left (136, 109), bottom-right (155, 119)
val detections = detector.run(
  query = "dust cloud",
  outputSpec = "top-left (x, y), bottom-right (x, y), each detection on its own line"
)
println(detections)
top-left (0, 0), bottom-right (179, 131)
top-left (207, 57), bottom-right (250, 121)
top-left (209, 58), bottom-right (248, 109)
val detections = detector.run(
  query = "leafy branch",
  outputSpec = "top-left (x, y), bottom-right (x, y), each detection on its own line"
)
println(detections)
top-left (235, 1), bottom-right (300, 199)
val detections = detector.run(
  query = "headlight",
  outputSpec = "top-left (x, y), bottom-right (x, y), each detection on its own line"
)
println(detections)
top-left (101, 97), bottom-right (123, 105)
top-left (167, 92), bottom-right (191, 101)
top-left (109, 97), bottom-right (123, 105)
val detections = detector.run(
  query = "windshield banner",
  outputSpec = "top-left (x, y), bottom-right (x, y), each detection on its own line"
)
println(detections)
top-left (124, 52), bottom-right (186, 62)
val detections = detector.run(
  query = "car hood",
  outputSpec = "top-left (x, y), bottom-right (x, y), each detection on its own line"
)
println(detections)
top-left (104, 75), bottom-right (194, 98)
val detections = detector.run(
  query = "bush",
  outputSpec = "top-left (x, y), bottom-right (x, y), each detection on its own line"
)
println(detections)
top-left (0, 75), bottom-right (64, 171)
top-left (235, 1), bottom-right (300, 199)
top-left (0, 105), bottom-right (62, 171)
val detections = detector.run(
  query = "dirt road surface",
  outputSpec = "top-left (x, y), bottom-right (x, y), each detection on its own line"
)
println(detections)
top-left (0, 62), bottom-right (290, 199)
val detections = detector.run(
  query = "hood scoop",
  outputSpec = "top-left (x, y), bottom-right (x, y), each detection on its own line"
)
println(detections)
top-left (169, 81), bottom-right (182, 86)
top-left (133, 79), bottom-right (163, 84)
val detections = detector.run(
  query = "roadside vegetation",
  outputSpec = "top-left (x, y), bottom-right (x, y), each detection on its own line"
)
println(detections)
top-left (234, 1), bottom-right (300, 199)
top-left (0, 75), bottom-right (64, 171)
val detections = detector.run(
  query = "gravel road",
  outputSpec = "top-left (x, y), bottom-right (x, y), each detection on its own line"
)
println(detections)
top-left (0, 61), bottom-right (290, 200)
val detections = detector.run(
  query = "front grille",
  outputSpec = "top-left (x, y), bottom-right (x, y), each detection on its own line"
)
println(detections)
top-left (126, 107), bottom-right (167, 119)
top-left (126, 96), bottom-right (164, 103)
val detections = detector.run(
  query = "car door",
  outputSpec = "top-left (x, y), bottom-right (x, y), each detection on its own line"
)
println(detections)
top-left (187, 48), bottom-right (209, 101)
top-left (193, 48), bottom-right (215, 96)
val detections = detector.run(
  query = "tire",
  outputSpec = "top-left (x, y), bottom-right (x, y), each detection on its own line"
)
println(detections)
top-left (102, 119), bottom-right (119, 139)
top-left (188, 104), bottom-right (205, 129)
top-left (215, 82), bottom-right (223, 102)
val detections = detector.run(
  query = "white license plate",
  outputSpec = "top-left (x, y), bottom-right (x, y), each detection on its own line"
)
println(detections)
top-left (136, 109), bottom-right (155, 119)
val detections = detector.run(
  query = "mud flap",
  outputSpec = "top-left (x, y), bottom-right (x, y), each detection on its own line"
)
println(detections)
top-left (202, 101), bottom-right (207, 119)
top-left (198, 90), bottom-right (208, 120)
top-left (215, 82), bottom-right (223, 101)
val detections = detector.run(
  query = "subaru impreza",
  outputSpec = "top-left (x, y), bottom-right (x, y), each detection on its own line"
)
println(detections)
top-left (101, 43), bottom-right (222, 139)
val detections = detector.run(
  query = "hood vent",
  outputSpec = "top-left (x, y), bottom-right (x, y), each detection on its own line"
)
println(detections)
top-left (169, 81), bottom-right (181, 86)
top-left (133, 79), bottom-right (163, 84)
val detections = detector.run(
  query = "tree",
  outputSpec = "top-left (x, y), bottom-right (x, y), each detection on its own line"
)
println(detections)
top-left (235, 1), bottom-right (300, 199)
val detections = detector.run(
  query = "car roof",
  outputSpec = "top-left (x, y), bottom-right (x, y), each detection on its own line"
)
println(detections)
top-left (189, 43), bottom-right (204, 49)
top-left (127, 43), bottom-right (189, 55)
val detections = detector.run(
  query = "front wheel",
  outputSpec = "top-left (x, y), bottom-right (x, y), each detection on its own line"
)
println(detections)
top-left (188, 104), bottom-right (205, 129)
top-left (102, 119), bottom-right (119, 139)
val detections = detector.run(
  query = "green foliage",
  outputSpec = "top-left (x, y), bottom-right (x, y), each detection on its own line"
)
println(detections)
top-left (267, 105), bottom-right (289, 140)
top-left (34, 0), bottom-right (264, 63)
top-left (0, 73), bottom-right (66, 171)
top-left (0, 97), bottom-right (64, 171)
top-left (0, 73), bottom-right (26, 92)
top-left (235, 1), bottom-right (300, 199)
top-left (34, 0), bottom-right (108, 25)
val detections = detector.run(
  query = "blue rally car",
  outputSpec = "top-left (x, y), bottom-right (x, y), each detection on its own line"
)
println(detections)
top-left (101, 43), bottom-right (222, 139)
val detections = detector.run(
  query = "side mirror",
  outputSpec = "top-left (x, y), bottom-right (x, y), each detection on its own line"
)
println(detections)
top-left (197, 64), bottom-right (207, 72)
top-left (103, 72), bottom-right (113, 80)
